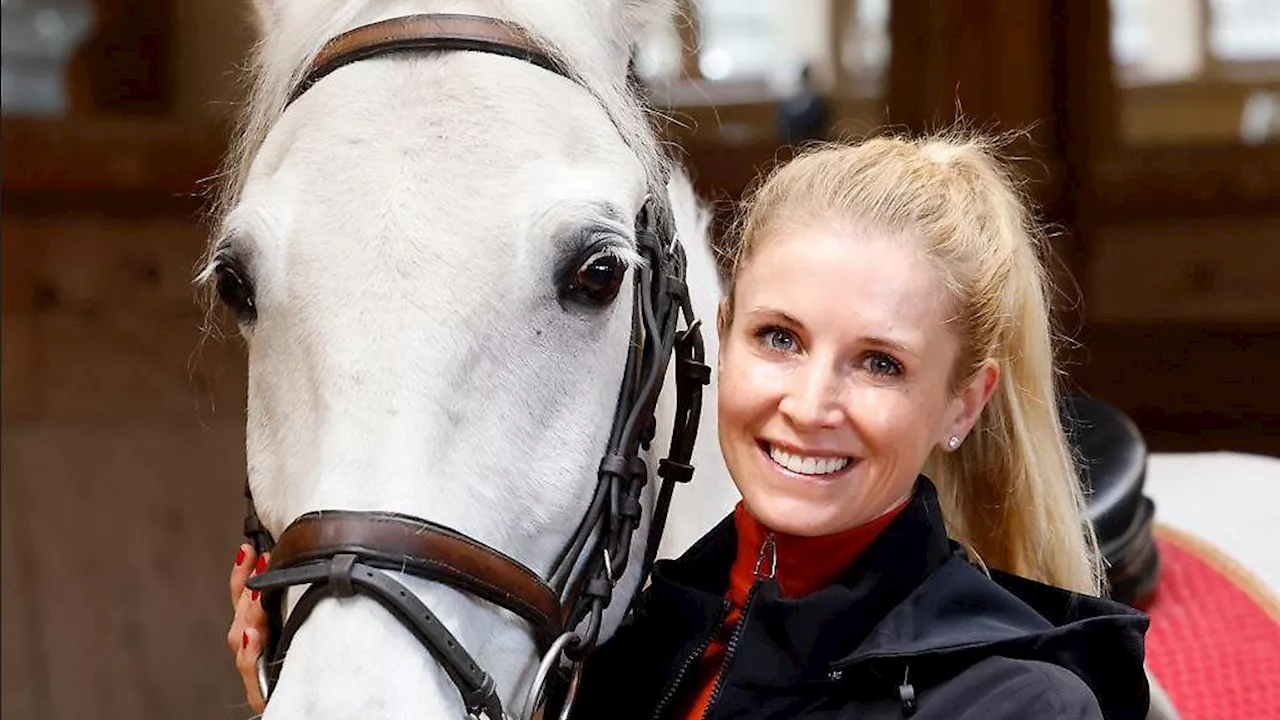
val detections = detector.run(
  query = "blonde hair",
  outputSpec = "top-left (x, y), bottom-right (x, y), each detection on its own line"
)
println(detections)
top-left (724, 131), bottom-right (1103, 596)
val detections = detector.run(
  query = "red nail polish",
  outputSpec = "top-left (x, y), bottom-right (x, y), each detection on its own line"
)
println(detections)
top-left (236, 547), bottom-right (246, 566)
top-left (251, 590), bottom-right (259, 602)
top-left (255, 555), bottom-right (267, 573)
top-left (242, 631), bottom-right (249, 650)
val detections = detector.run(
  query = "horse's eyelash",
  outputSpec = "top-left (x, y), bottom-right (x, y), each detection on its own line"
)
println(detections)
top-left (594, 243), bottom-right (645, 270)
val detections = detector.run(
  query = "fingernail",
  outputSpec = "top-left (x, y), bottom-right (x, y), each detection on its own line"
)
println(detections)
top-left (235, 546), bottom-right (246, 566)
top-left (242, 631), bottom-right (249, 650)
top-left (251, 589), bottom-right (259, 602)
top-left (255, 555), bottom-right (267, 573)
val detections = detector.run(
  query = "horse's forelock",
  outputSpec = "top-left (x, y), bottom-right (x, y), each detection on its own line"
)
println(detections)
top-left (209, 0), bottom-right (676, 270)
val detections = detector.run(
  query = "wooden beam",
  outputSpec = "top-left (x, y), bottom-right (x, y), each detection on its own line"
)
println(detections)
top-left (1090, 144), bottom-right (1280, 222)
top-left (886, 0), bottom-right (1065, 217)
top-left (1066, 322), bottom-right (1280, 456)
top-left (887, 0), bottom-right (1056, 136)
top-left (1, 117), bottom-right (227, 215)
top-left (68, 0), bottom-right (175, 113)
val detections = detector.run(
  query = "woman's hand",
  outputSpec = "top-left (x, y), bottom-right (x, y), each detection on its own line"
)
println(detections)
top-left (227, 543), bottom-right (270, 715)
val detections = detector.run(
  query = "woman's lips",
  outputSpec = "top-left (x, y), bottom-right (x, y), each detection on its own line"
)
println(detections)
top-left (758, 441), bottom-right (859, 478)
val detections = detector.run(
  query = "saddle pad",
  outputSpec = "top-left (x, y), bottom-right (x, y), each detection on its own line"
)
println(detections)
top-left (1144, 524), bottom-right (1280, 720)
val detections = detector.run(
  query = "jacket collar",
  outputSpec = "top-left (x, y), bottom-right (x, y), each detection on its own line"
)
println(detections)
top-left (642, 477), bottom-right (1149, 717)
top-left (656, 475), bottom-right (952, 599)
top-left (647, 477), bottom-right (957, 676)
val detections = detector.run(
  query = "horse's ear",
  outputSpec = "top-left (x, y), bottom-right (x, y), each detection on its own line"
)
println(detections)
top-left (618, 0), bottom-right (679, 41)
top-left (249, 0), bottom-right (281, 36)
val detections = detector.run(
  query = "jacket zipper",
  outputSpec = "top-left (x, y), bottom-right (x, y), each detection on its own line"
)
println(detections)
top-left (700, 532), bottom-right (774, 720)
top-left (649, 598), bottom-right (730, 720)
top-left (699, 581), bottom-right (762, 720)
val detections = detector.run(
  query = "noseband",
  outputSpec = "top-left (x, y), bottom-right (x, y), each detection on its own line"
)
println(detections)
top-left (242, 14), bottom-right (709, 720)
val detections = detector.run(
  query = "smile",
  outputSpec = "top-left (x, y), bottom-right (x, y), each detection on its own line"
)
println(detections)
top-left (762, 442), bottom-right (855, 477)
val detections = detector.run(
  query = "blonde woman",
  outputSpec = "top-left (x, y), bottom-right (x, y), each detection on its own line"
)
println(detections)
top-left (229, 133), bottom-right (1150, 719)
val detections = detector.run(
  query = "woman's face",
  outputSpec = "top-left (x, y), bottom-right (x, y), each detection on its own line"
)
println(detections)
top-left (718, 223), bottom-right (996, 537)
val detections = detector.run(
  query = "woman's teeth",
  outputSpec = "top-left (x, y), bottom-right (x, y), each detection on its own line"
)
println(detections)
top-left (767, 445), bottom-right (851, 476)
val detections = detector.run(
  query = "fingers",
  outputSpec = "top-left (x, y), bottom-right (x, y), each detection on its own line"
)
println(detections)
top-left (230, 543), bottom-right (255, 609)
top-left (244, 559), bottom-right (269, 636)
top-left (227, 545), bottom-right (272, 714)
top-left (236, 626), bottom-right (267, 715)
top-left (228, 552), bottom-right (271, 652)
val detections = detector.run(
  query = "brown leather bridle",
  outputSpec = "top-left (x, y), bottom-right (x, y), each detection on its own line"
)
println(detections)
top-left (242, 13), bottom-right (709, 720)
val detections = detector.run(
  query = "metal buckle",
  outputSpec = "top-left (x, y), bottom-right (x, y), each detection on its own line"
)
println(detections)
top-left (556, 661), bottom-right (583, 720)
top-left (256, 654), bottom-right (271, 704)
top-left (521, 632), bottom-right (582, 720)
top-left (602, 547), bottom-right (617, 587)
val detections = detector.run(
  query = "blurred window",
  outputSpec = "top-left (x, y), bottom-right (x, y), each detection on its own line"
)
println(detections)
top-left (1113, 0), bottom-right (1280, 85)
top-left (1111, 0), bottom-right (1280, 145)
top-left (1209, 0), bottom-right (1280, 61)
top-left (635, 1), bottom-right (889, 103)
top-left (1110, 0), bottom-right (1150, 70)
top-left (842, 0), bottom-right (890, 82)
top-left (697, 0), bottom-right (777, 81)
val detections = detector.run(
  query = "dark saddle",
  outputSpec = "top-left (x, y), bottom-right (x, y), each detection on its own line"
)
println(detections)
top-left (1062, 394), bottom-right (1161, 608)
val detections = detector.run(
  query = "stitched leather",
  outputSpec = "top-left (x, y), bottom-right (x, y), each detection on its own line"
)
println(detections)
top-left (264, 510), bottom-right (564, 648)
top-left (290, 13), bottom-right (570, 103)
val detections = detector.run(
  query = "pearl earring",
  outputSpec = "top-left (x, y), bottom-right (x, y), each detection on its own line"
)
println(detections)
top-left (947, 435), bottom-right (962, 451)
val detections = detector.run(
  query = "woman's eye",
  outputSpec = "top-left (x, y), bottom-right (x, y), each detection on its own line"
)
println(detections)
top-left (862, 352), bottom-right (903, 377)
top-left (757, 327), bottom-right (799, 354)
top-left (567, 250), bottom-right (627, 306)
top-left (214, 260), bottom-right (257, 324)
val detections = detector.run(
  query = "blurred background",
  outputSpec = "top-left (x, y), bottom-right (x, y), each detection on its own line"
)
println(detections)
top-left (2, 1), bottom-right (1278, 718)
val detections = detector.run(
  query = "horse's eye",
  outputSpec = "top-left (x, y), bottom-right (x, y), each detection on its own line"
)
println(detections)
top-left (214, 259), bottom-right (257, 323)
top-left (568, 250), bottom-right (627, 305)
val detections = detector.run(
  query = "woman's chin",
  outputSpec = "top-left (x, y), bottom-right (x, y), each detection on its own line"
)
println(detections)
top-left (742, 491), bottom-right (849, 538)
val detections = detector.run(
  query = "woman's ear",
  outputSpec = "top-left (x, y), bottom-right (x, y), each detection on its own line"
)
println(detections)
top-left (941, 359), bottom-right (999, 450)
top-left (715, 299), bottom-right (732, 372)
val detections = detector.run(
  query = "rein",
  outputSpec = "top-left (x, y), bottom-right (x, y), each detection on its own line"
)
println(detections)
top-left (242, 14), bottom-right (709, 720)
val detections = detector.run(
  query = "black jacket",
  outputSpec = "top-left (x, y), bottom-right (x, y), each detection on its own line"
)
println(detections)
top-left (571, 478), bottom-right (1150, 719)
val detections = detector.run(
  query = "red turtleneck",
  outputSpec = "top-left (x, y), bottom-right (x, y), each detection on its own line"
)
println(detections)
top-left (679, 499), bottom-right (908, 719)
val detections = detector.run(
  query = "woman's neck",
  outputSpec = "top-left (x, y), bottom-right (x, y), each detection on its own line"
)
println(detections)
top-left (730, 498), bottom-right (910, 599)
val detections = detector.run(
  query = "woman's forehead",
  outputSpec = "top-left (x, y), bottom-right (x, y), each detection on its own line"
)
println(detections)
top-left (737, 226), bottom-right (954, 347)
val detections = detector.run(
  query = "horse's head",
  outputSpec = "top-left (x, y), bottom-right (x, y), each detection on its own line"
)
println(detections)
top-left (206, 2), bottom-right (703, 717)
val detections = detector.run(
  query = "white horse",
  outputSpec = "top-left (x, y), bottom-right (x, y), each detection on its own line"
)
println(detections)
top-left (207, 1), bottom-right (737, 718)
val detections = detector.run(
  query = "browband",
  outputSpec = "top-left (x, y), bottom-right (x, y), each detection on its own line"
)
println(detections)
top-left (289, 13), bottom-right (572, 105)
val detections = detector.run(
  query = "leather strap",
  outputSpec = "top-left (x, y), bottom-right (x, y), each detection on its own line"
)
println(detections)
top-left (254, 556), bottom-right (503, 720)
top-left (290, 13), bottom-right (572, 104)
top-left (264, 510), bottom-right (564, 648)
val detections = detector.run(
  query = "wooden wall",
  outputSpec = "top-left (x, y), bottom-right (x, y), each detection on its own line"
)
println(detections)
top-left (1053, 0), bottom-right (1280, 456)
top-left (2, 119), bottom-right (251, 719)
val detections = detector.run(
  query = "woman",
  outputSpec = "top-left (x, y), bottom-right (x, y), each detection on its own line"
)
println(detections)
top-left (227, 133), bottom-right (1150, 718)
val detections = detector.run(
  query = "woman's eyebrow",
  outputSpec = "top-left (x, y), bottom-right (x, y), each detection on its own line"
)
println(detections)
top-left (744, 307), bottom-right (803, 326)
top-left (863, 335), bottom-right (917, 357)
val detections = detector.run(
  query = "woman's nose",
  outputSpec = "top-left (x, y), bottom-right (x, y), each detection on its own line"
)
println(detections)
top-left (778, 361), bottom-right (843, 429)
